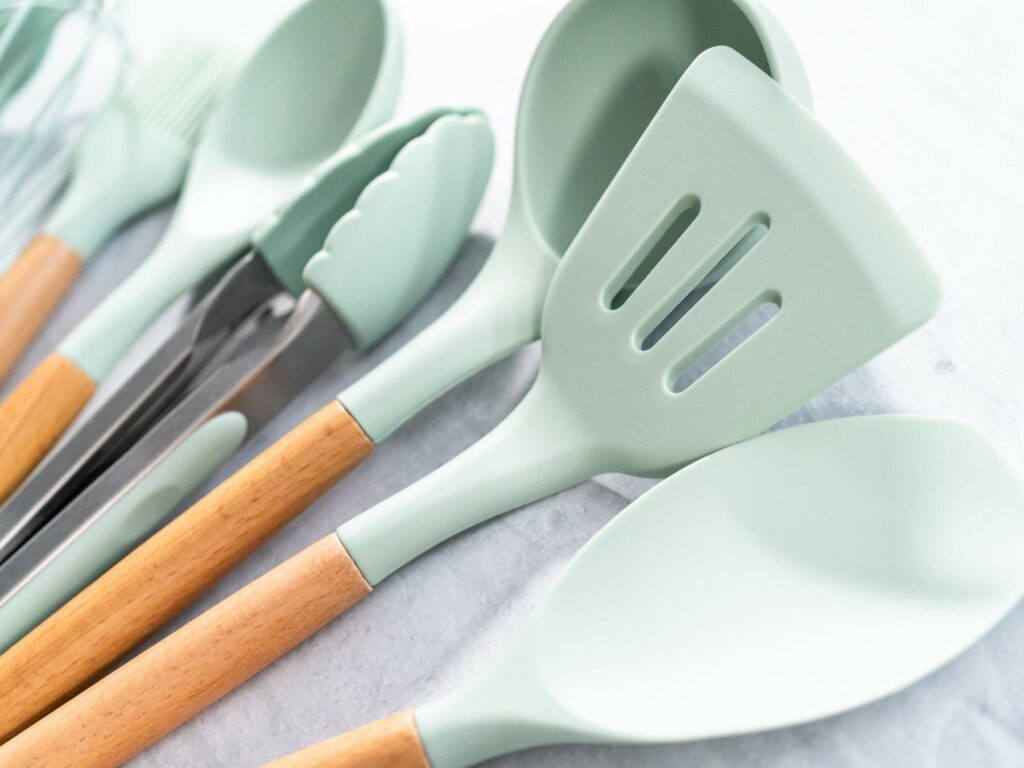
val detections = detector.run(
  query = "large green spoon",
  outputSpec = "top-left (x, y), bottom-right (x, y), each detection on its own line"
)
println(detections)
top-left (0, 0), bottom-right (402, 503)
top-left (266, 416), bottom-right (1024, 767)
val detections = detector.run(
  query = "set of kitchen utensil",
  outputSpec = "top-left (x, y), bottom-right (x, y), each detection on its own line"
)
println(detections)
top-left (0, 0), bottom-right (1019, 765)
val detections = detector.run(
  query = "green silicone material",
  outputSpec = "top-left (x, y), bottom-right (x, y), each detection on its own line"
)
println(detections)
top-left (414, 417), bottom-right (1024, 767)
top-left (339, 0), bottom-right (809, 444)
top-left (0, 411), bottom-right (247, 653)
top-left (304, 110), bottom-right (494, 350)
top-left (0, 5), bottom-right (65, 108)
top-left (338, 47), bottom-right (941, 586)
top-left (253, 104), bottom-right (492, 327)
top-left (253, 108), bottom-right (456, 297)
top-left (58, 0), bottom-right (402, 382)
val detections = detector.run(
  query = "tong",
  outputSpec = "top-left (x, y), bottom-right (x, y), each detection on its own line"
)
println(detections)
top-left (0, 108), bottom-right (491, 648)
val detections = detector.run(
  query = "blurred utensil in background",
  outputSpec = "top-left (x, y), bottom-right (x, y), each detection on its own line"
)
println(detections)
top-left (0, 41), bottom-right (237, 384)
top-left (0, 0), bottom-right (127, 269)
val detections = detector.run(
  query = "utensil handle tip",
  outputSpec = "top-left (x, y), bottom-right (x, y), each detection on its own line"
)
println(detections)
top-left (264, 712), bottom-right (431, 768)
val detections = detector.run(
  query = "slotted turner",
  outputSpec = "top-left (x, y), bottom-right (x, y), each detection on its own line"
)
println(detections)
top-left (0, 47), bottom-right (941, 768)
top-left (264, 416), bottom-right (1024, 767)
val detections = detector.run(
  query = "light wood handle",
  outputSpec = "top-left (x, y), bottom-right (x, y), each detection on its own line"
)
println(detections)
top-left (0, 234), bottom-right (83, 383)
top-left (264, 712), bottom-right (432, 768)
top-left (0, 401), bottom-right (373, 742)
top-left (0, 351), bottom-right (95, 503)
top-left (0, 534), bottom-right (373, 767)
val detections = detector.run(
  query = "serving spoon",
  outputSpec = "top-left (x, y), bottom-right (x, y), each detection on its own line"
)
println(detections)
top-left (264, 416), bottom-right (1024, 767)
top-left (0, 0), bottom-right (402, 502)
top-left (0, 46), bottom-right (941, 768)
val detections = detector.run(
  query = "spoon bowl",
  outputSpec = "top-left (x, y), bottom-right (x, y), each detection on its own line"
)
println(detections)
top-left (414, 417), bottom-right (1024, 765)
top-left (516, 0), bottom-right (810, 257)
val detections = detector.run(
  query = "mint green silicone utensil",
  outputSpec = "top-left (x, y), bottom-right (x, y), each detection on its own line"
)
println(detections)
top-left (339, 45), bottom-right (940, 582)
top-left (266, 416), bottom-right (1024, 768)
top-left (4, 47), bottom-right (943, 768)
top-left (0, 42), bottom-right (236, 385)
top-left (0, 0), bottom-right (402, 504)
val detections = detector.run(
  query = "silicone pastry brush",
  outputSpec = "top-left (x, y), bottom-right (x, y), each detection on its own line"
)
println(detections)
top-left (0, 0), bottom-right (812, 732)
top-left (0, 107), bottom-right (492, 656)
top-left (0, 0), bottom-right (401, 503)
top-left (266, 416), bottom-right (1024, 768)
top-left (0, 47), bottom-right (941, 768)
top-left (0, 42), bottom-right (237, 384)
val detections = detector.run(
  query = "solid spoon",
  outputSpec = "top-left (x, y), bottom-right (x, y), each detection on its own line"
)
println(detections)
top-left (265, 416), bottom-right (1024, 767)
top-left (0, 0), bottom-right (402, 502)
top-left (0, 0), bottom-right (812, 729)
top-left (0, 47), bottom-right (941, 768)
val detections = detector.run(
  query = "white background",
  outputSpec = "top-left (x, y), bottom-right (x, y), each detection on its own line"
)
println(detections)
top-left (5, 0), bottom-right (1024, 765)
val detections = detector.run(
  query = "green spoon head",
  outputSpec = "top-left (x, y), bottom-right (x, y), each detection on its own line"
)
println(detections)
top-left (419, 418), bottom-right (1024, 766)
top-left (530, 417), bottom-right (1024, 742)
top-left (302, 109), bottom-right (494, 349)
top-left (532, 47), bottom-right (941, 478)
top-left (171, 0), bottom-right (402, 251)
top-left (510, 0), bottom-right (810, 264)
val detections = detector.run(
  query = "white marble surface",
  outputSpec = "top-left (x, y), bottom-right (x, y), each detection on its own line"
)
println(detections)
top-left (4, 0), bottom-right (1024, 765)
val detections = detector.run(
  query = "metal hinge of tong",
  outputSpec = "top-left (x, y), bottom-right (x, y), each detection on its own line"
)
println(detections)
top-left (0, 252), bottom-right (286, 564)
top-left (0, 255), bottom-right (352, 620)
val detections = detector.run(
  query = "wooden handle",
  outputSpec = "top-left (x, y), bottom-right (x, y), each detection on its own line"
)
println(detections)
top-left (0, 534), bottom-right (373, 767)
top-left (0, 234), bottom-right (83, 383)
top-left (264, 712), bottom-right (432, 768)
top-left (0, 351), bottom-right (95, 503)
top-left (0, 401), bottom-right (373, 742)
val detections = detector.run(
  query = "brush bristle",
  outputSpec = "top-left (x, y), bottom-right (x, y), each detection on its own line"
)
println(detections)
top-left (118, 42), bottom-right (237, 155)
